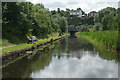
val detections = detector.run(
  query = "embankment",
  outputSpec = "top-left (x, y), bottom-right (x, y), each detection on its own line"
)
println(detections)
top-left (77, 32), bottom-right (119, 62)
top-left (1, 34), bottom-right (68, 68)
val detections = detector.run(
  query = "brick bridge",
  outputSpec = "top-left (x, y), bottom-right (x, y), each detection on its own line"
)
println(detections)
top-left (68, 25), bottom-right (78, 36)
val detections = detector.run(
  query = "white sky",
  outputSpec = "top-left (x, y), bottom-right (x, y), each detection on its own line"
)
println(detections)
top-left (26, 0), bottom-right (120, 13)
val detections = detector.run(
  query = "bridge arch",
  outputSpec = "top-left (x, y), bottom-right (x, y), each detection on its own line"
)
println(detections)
top-left (68, 25), bottom-right (78, 36)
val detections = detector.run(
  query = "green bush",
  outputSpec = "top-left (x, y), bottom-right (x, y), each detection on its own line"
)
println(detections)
top-left (92, 22), bottom-right (103, 31)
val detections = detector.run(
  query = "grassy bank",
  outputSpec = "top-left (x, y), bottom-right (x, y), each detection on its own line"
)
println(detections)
top-left (77, 31), bottom-right (118, 50)
top-left (0, 34), bottom-right (68, 57)
top-left (77, 34), bottom-right (118, 62)
top-left (2, 33), bottom-right (60, 47)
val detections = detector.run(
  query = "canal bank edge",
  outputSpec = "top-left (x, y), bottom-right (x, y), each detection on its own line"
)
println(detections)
top-left (1, 34), bottom-right (69, 68)
top-left (1, 34), bottom-right (68, 58)
top-left (77, 33), bottom-right (119, 62)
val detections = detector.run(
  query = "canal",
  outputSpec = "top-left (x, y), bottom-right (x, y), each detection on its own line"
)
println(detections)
top-left (2, 36), bottom-right (118, 78)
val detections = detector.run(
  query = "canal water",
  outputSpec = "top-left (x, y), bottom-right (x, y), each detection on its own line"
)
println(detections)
top-left (2, 37), bottom-right (118, 78)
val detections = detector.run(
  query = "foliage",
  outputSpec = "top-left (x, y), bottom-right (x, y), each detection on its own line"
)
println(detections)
top-left (1, 34), bottom-right (68, 56)
top-left (2, 2), bottom-right (68, 43)
top-left (102, 13), bottom-right (118, 30)
top-left (97, 7), bottom-right (116, 23)
top-left (77, 7), bottom-right (118, 32)
top-left (77, 7), bottom-right (119, 50)
top-left (51, 9), bottom-right (68, 33)
top-left (92, 22), bottom-right (103, 31)
top-left (78, 31), bottom-right (118, 49)
top-left (77, 33), bottom-right (118, 62)
top-left (77, 24), bottom-right (90, 32)
top-left (117, 8), bottom-right (120, 50)
top-left (58, 17), bottom-right (68, 33)
top-left (2, 39), bottom-right (16, 46)
top-left (77, 8), bottom-right (85, 15)
top-left (96, 7), bottom-right (117, 31)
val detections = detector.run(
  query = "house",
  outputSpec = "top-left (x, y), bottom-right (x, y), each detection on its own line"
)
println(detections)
top-left (88, 11), bottom-right (97, 16)
top-left (69, 10), bottom-right (82, 18)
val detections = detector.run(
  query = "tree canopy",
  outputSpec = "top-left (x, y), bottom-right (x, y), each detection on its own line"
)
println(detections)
top-left (2, 2), bottom-right (68, 43)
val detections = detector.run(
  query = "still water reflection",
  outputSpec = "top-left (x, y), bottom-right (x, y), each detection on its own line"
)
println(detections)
top-left (2, 37), bottom-right (118, 78)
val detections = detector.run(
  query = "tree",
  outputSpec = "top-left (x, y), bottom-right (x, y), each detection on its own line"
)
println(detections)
top-left (92, 22), bottom-right (103, 31)
top-left (51, 14), bottom-right (60, 32)
top-left (57, 8), bottom-right (61, 14)
top-left (58, 17), bottom-right (68, 33)
top-left (102, 13), bottom-right (118, 31)
top-left (32, 4), bottom-right (52, 38)
top-left (87, 16), bottom-right (94, 25)
top-left (2, 2), bottom-right (33, 42)
top-left (98, 7), bottom-right (116, 23)
top-left (77, 8), bottom-right (85, 15)
top-left (51, 10), bottom-right (57, 15)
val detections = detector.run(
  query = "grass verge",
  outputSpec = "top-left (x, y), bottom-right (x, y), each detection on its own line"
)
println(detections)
top-left (0, 34), bottom-right (69, 57)
top-left (77, 32), bottom-right (119, 62)
top-left (77, 31), bottom-right (118, 50)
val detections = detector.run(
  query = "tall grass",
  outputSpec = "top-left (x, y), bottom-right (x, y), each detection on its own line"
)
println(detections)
top-left (78, 31), bottom-right (118, 49)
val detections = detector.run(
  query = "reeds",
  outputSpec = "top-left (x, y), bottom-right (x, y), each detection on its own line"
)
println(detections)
top-left (79, 31), bottom-right (118, 49)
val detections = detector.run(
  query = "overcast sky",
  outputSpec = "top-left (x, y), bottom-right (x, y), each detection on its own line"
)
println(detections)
top-left (27, 0), bottom-right (119, 13)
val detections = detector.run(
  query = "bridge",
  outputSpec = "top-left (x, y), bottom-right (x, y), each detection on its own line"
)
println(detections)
top-left (68, 25), bottom-right (78, 36)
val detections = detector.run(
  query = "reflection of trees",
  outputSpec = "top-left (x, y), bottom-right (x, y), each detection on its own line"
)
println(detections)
top-left (52, 37), bottom-right (96, 60)
top-left (66, 37), bottom-right (96, 59)
top-left (53, 37), bottom-right (119, 62)
top-left (97, 48), bottom-right (119, 63)
top-left (117, 53), bottom-right (120, 62)
top-left (67, 38), bottom-right (94, 52)
top-left (3, 37), bottom-right (119, 78)
top-left (67, 37), bottom-right (119, 62)
top-left (52, 38), bottom-right (68, 54)
top-left (2, 48), bottom-right (53, 78)
top-left (53, 37), bottom-right (95, 54)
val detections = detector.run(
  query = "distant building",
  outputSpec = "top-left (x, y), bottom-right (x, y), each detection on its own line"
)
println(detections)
top-left (88, 11), bottom-right (97, 16)
top-left (69, 10), bottom-right (82, 18)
